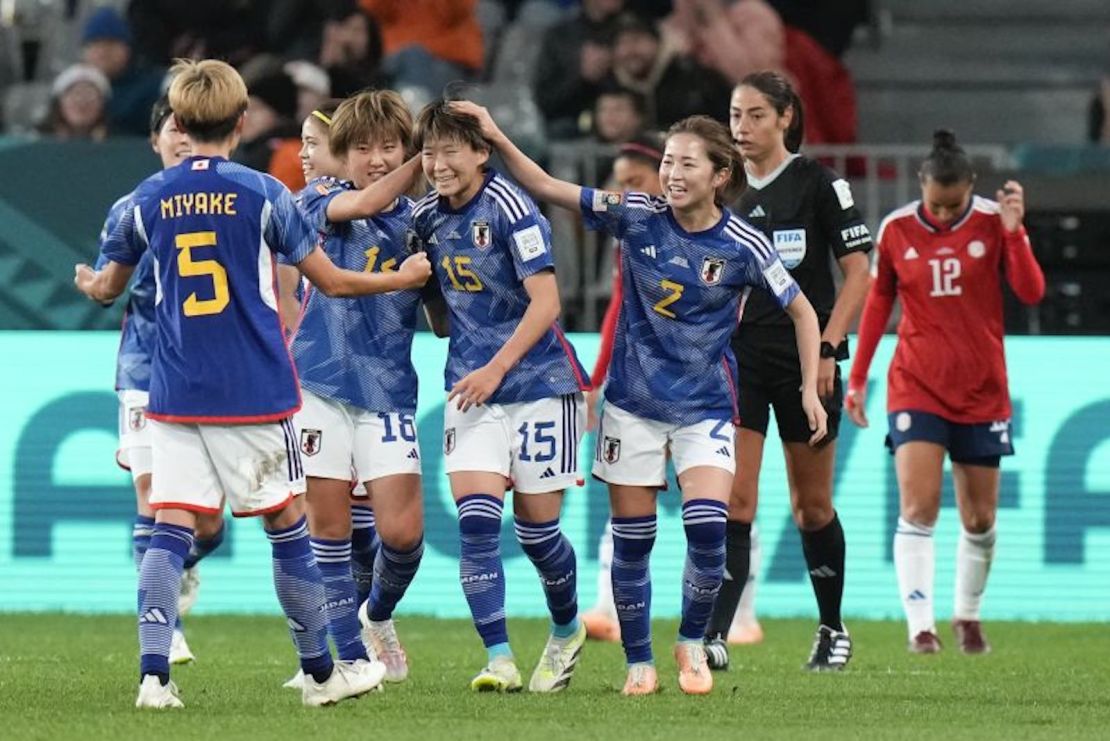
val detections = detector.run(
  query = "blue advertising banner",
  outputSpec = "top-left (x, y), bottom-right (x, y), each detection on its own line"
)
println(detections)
top-left (0, 332), bottom-right (1106, 620)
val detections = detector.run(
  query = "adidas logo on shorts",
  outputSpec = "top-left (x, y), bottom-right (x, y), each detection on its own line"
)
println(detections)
top-left (539, 467), bottom-right (556, 479)
top-left (406, 449), bottom-right (419, 460)
top-left (716, 446), bottom-right (731, 457)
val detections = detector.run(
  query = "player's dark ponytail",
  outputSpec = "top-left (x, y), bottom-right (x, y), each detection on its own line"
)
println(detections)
top-left (737, 71), bottom-right (804, 153)
top-left (920, 128), bottom-right (975, 186)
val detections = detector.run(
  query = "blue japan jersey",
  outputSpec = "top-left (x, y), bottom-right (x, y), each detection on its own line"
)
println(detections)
top-left (580, 188), bottom-right (800, 425)
top-left (99, 156), bottom-right (317, 423)
top-left (412, 170), bottom-right (588, 403)
top-left (288, 178), bottom-right (420, 414)
top-left (96, 193), bottom-right (156, 392)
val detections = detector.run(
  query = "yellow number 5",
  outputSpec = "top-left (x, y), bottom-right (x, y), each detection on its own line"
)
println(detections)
top-left (175, 231), bottom-right (229, 317)
top-left (441, 255), bottom-right (483, 292)
top-left (653, 279), bottom-right (684, 318)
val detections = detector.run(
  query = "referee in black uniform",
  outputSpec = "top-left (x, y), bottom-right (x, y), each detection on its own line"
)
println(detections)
top-left (704, 72), bottom-right (873, 671)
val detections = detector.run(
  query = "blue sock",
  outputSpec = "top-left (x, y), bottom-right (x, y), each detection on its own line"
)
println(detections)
top-left (267, 517), bottom-right (334, 681)
top-left (138, 522), bottom-right (193, 682)
top-left (679, 499), bottom-right (728, 642)
top-left (310, 537), bottom-right (368, 662)
top-left (132, 515), bottom-right (155, 571)
top-left (351, 505), bottom-right (379, 606)
top-left (184, 520), bottom-right (225, 570)
top-left (611, 515), bottom-right (657, 665)
top-left (456, 494), bottom-right (509, 654)
top-left (514, 517), bottom-right (579, 636)
top-left (369, 538), bottom-right (424, 621)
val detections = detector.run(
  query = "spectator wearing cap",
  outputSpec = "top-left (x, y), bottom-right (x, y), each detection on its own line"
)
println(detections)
top-left (80, 6), bottom-right (164, 137)
top-left (233, 67), bottom-right (306, 191)
top-left (608, 13), bottom-right (731, 130)
top-left (38, 63), bottom-right (110, 140)
top-left (534, 0), bottom-right (625, 139)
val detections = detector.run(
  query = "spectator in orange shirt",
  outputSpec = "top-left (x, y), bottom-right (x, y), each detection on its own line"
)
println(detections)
top-left (361, 0), bottom-right (483, 99)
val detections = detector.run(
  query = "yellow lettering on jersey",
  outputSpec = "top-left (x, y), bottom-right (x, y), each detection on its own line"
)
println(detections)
top-left (157, 192), bottom-right (239, 218)
top-left (175, 231), bottom-right (230, 317)
top-left (441, 255), bottom-right (483, 292)
top-left (653, 279), bottom-right (684, 318)
top-left (364, 246), bottom-right (397, 274)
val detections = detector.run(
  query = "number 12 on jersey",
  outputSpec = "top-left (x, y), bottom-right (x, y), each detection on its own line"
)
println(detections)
top-left (928, 257), bottom-right (962, 297)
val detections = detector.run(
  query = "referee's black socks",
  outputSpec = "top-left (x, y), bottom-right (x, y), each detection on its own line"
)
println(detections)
top-left (705, 520), bottom-right (752, 640)
top-left (800, 512), bottom-right (846, 632)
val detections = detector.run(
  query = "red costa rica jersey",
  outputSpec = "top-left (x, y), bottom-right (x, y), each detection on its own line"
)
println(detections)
top-left (850, 196), bottom-right (1044, 423)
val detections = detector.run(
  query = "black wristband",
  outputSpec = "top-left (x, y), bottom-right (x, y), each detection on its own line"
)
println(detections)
top-left (820, 341), bottom-right (838, 359)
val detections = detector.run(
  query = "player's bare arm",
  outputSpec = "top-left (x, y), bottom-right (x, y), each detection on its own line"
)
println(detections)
top-left (819, 251), bottom-right (871, 399)
top-left (448, 270), bottom-right (561, 412)
top-left (74, 260), bottom-right (135, 304)
top-left (449, 101), bottom-right (582, 212)
top-left (297, 246), bottom-right (431, 297)
top-left (325, 155), bottom-right (422, 223)
top-left (784, 290), bottom-right (828, 444)
top-left (276, 264), bottom-right (303, 333)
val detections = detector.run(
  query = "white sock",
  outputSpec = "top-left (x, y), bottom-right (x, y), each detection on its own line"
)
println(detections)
top-left (734, 523), bottom-right (760, 627)
top-left (594, 522), bottom-right (617, 619)
top-left (894, 517), bottom-right (936, 639)
top-left (954, 526), bottom-right (996, 621)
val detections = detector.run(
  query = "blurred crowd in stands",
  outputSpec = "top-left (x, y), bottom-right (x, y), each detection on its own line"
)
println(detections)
top-left (0, 0), bottom-right (877, 191)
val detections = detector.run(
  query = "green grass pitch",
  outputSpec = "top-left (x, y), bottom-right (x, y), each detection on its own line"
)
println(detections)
top-left (1, 615), bottom-right (1107, 740)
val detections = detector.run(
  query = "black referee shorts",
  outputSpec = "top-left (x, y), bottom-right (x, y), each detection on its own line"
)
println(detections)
top-left (732, 327), bottom-right (842, 444)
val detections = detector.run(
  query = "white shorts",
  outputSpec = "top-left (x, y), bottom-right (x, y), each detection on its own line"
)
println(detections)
top-left (148, 418), bottom-right (306, 517)
top-left (117, 389), bottom-right (152, 480)
top-left (592, 403), bottom-right (736, 487)
top-left (443, 393), bottom-right (584, 494)
top-left (293, 389), bottom-right (422, 484)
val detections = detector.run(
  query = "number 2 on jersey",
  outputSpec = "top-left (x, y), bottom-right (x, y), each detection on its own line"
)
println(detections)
top-left (176, 231), bottom-right (230, 317)
top-left (653, 279), bottom-right (684, 318)
top-left (928, 257), bottom-right (962, 297)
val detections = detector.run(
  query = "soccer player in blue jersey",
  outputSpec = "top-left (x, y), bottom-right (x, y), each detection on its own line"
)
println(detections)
top-left (411, 101), bottom-right (591, 693)
top-left (279, 90), bottom-right (430, 686)
top-left (74, 59), bottom-right (431, 709)
top-left (98, 95), bottom-right (228, 667)
top-left (454, 101), bottom-right (828, 696)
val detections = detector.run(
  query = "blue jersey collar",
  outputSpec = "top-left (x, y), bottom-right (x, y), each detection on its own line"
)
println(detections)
top-left (666, 203), bottom-right (729, 238)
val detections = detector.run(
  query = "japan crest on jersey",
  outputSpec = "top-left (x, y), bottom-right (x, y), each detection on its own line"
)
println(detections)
top-left (472, 220), bottom-right (491, 250)
top-left (603, 436), bottom-right (621, 463)
top-left (128, 405), bottom-right (146, 431)
top-left (300, 428), bottom-right (322, 457)
top-left (444, 427), bottom-right (456, 455)
top-left (700, 257), bottom-right (725, 286)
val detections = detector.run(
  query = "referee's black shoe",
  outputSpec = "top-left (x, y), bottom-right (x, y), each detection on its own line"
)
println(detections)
top-left (703, 637), bottom-right (730, 671)
top-left (804, 625), bottom-right (852, 672)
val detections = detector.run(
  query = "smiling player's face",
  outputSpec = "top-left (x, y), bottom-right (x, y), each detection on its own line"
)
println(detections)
top-left (152, 115), bottom-right (192, 169)
top-left (421, 135), bottom-right (490, 207)
top-left (659, 133), bottom-right (722, 211)
top-left (299, 116), bottom-right (342, 182)
top-left (345, 136), bottom-right (406, 190)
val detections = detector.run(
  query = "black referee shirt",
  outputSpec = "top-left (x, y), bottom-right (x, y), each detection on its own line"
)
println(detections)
top-left (732, 155), bottom-right (872, 332)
